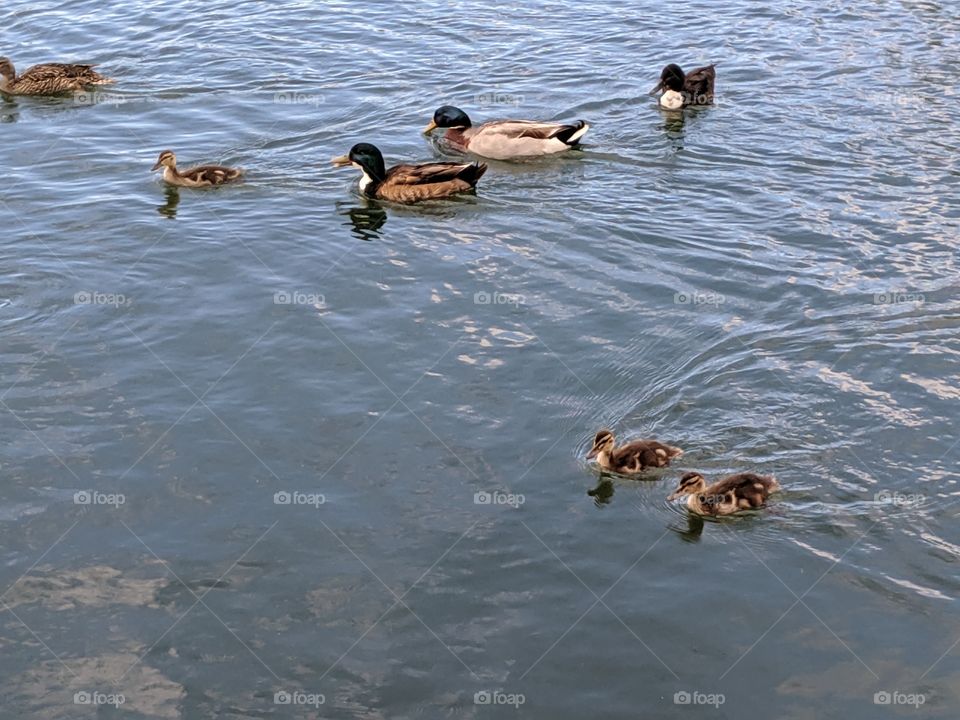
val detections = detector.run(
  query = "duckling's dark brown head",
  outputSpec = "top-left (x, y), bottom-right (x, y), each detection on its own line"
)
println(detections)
top-left (667, 472), bottom-right (706, 500)
top-left (650, 63), bottom-right (685, 95)
top-left (152, 150), bottom-right (176, 171)
top-left (0, 57), bottom-right (15, 80)
top-left (587, 429), bottom-right (615, 459)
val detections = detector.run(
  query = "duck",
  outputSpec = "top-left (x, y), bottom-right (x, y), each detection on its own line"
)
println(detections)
top-left (332, 142), bottom-right (486, 203)
top-left (649, 63), bottom-right (716, 109)
top-left (151, 150), bottom-right (244, 188)
top-left (667, 471), bottom-right (779, 516)
top-left (423, 105), bottom-right (589, 160)
top-left (586, 429), bottom-right (683, 475)
top-left (0, 56), bottom-right (114, 96)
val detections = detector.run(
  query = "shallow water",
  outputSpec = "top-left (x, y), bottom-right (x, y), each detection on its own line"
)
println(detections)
top-left (2, 0), bottom-right (959, 717)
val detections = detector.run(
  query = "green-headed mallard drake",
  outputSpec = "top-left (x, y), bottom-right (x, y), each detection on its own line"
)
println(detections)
top-left (649, 63), bottom-right (716, 109)
top-left (151, 150), bottom-right (244, 188)
top-left (586, 429), bottom-right (683, 475)
top-left (423, 105), bottom-right (589, 160)
top-left (332, 142), bottom-right (486, 203)
top-left (667, 471), bottom-right (779, 516)
top-left (0, 56), bottom-right (114, 96)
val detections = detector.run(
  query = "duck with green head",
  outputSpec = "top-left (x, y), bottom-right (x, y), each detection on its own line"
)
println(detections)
top-left (424, 105), bottom-right (590, 160)
top-left (332, 142), bottom-right (486, 203)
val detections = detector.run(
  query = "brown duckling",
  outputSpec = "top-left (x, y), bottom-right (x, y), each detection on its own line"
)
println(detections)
top-left (586, 429), bottom-right (683, 475)
top-left (332, 143), bottom-right (486, 203)
top-left (0, 56), bottom-right (114, 96)
top-left (151, 150), bottom-right (244, 188)
top-left (649, 63), bottom-right (716, 109)
top-left (667, 471), bottom-right (779, 516)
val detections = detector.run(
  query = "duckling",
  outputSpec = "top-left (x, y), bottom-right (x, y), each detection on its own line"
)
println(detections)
top-left (667, 471), bottom-right (779, 516)
top-left (586, 429), bottom-right (683, 475)
top-left (649, 63), bottom-right (716, 109)
top-left (332, 143), bottom-right (486, 203)
top-left (424, 106), bottom-right (589, 160)
top-left (151, 150), bottom-right (244, 188)
top-left (0, 56), bottom-right (114, 96)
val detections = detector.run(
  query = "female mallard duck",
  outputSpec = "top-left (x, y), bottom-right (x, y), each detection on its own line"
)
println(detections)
top-left (423, 106), bottom-right (589, 160)
top-left (649, 63), bottom-right (716, 109)
top-left (151, 150), bottom-right (244, 188)
top-left (332, 142), bottom-right (486, 203)
top-left (0, 56), bottom-right (114, 96)
top-left (586, 429), bottom-right (683, 475)
top-left (667, 472), bottom-right (779, 516)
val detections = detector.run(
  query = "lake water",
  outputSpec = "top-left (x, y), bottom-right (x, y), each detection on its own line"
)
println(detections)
top-left (2, 0), bottom-right (959, 717)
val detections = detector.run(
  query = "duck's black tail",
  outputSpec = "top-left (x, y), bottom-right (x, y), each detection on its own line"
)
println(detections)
top-left (553, 120), bottom-right (590, 146)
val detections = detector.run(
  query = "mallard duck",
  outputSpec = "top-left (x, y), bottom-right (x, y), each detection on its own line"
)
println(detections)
top-left (586, 429), bottom-right (683, 475)
top-left (332, 143), bottom-right (486, 203)
top-left (151, 150), bottom-right (244, 188)
top-left (649, 64), bottom-right (716, 109)
top-left (0, 56), bottom-right (114, 96)
top-left (423, 106), bottom-right (589, 160)
top-left (667, 472), bottom-right (779, 516)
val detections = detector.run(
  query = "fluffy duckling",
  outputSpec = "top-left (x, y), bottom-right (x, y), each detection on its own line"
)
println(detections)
top-left (151, 150), bottom-right (244, 188)
top-left (586, 429), bottom-right (683, 475)
top-left (0, 56), bottom-right (113, 96)
top-left (332, 142), bottom-right (486, 203)
top-left (667, 471), bottom-right (779, 516)
top-left (424, 105), bottom-right (589, 160)
top-left (649, 63), bottom-right (716, 109)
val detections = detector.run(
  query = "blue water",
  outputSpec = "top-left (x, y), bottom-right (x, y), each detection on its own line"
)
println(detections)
top-left (2, 1), bottom-right (959, 718)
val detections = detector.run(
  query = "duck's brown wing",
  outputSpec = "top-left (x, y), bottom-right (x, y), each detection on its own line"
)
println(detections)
top-left (181, 165), bottom-right (244, 185)
top-left (709, 473), bottom-right (776, 509)
top-left (380, 161), bottom-right (486, 202)
top-left (612, 439), bottom-right (683, 471)
top-left (683, 64), bottom-right (716, 104)
top-left (19, 62), bottom-right (114, 90)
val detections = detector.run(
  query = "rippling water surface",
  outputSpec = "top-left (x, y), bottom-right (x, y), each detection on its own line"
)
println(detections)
top-left (2, 0), bottom-right (959, 717)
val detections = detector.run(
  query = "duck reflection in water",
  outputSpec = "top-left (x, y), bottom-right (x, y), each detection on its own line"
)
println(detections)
top-left (156, 185), bottom-right (180, 219)
top-left (340, 200), bottom-right (388, 241)
top-left (587, 478), bottom-right (615, 507)
top-left (670, 511), bottom-right (706, 542)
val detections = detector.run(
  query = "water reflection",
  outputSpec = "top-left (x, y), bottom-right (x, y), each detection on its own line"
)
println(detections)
top-left (339, 200), bottom-right (388, 240)
top-left (157, 185), bottom-right (180, 219)
top-left (587, 478), bottom-right (615, 507)
top-left (670, 510), bottom-right (706, 542)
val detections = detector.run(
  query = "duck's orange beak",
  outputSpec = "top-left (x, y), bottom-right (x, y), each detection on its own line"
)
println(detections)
top-left (422, 119), bottom-right (438, 134)
top-left (331, 154), bottom-right (351, 167)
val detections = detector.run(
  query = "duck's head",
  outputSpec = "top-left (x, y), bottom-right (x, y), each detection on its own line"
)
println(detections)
top-left (0, 57), bottom-right (15, 80)
top-left (423, 105), bottom-right (472, 134)
top-left (586, 429), bottom-right (616, 459)
top-left (331, 143), bottom-right (387, 182)
top-left (151, 150), bottom-right (176, 172)
top-left (649, 64), bottom-right (685, 95)
top-left (667, 472), bottom-right (706, 501)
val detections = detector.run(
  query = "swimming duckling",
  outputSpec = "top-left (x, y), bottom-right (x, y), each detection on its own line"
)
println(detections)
top-left (332, 142), bottom-right (486, 203)
top-left (586, 429), bottom-right (683, 475)
top-left (151, 150), bottom-right (244, 188)
top-left (649, 63), bottom-right (716, 109)
top-left (424, 105), bottom-right (589, 160)
top-left (667, 471), bottom-right (779, 516)
top-left (0, 56), bottom-right (114, 96)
